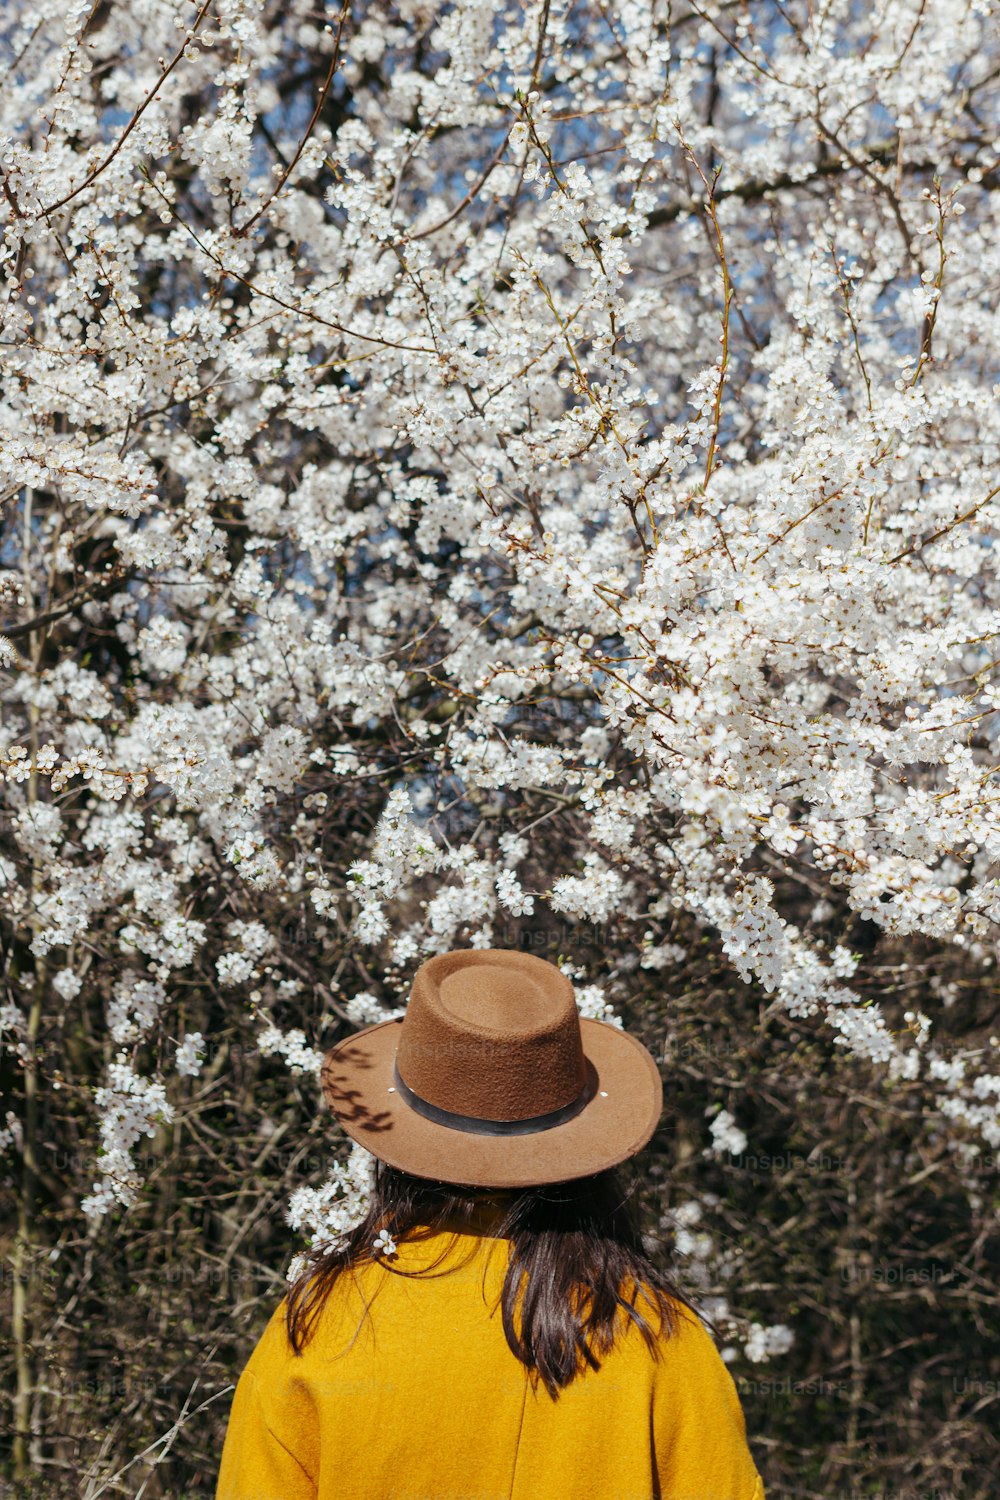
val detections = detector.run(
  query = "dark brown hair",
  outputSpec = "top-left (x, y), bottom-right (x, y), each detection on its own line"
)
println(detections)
top-left (285, 1159), bottom-right (695, 1399)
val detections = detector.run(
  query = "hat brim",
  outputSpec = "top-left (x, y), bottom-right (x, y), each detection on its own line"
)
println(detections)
top-left (320, 1017), bottom-right (663, 1188)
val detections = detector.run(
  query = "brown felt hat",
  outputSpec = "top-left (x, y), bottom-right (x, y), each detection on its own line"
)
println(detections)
top-left (320, 948), bottom-right (663, 1188)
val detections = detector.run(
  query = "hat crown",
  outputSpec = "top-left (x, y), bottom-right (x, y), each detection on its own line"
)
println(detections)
top-left (396, 950), bottom-right (587, 1122)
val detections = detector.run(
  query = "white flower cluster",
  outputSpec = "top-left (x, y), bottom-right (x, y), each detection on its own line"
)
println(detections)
top-left (81, 1055), bottom-right (174, 1219)
top-left (0, 1111), bottom-right (23, 1153)
top-left (175, 1032), bottom-right (205, 1078)
top-left (106, 972), bottom-right (166, 1045)
top-left (257, 1023), bottom-right (324, 1077)
top-left (216, 919), bottom-right (276, 988)
top-left (742, 1323), bottom-right (796, 1365)
top-left (565, 973), bottom-right (624, 1030)
top-left (344, 992), bottom-right (406, 1027)
top-left (551, 854), bottom-right (634, 925)
top-left (285, 1143), bottom-right (377, 1282)
top-left (706, 1108), bottom-right (749, 1159)
top-left (496, 869), bottom-right (534, 916)
top-left (346, 787), bottom-right (443, 945)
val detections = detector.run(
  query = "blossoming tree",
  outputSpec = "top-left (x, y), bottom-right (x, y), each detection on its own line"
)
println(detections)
top-left (2, 0), bottom-right (1000, 1490)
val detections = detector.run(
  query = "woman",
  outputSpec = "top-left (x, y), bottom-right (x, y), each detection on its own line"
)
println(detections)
top-left (216, 948), bottom-right (767, 1500)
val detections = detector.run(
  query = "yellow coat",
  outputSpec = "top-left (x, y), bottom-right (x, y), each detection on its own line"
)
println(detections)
top-left (216, 1207), bottom-right (766, 1500)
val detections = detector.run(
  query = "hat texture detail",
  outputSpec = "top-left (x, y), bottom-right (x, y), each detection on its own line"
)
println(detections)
top-left (396, 950), bottom-right (586, 1121)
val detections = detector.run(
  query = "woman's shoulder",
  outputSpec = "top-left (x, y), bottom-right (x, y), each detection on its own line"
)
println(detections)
top-left (631, 1292), bottom-right (754, 1433)
top-left (244, 1269), bottom-right (378, 1374)
top-left (242, 1293), bottom-right (299, 1374)
top-left (639, 1294), bottom-right (762, 1487)
top-left (618, 1281), bottom-right (730, 1365)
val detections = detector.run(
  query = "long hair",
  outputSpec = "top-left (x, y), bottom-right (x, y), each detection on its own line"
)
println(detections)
top-left (285, 1159), bottom-right (695, 1400)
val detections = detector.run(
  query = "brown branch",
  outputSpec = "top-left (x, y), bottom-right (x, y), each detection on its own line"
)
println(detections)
top-left (815, 119), bottom-right (914, 254)
top-left (3, 566), bottom-right (133, 641)
top-left (627, 140), bottom-right (901, 237)
top-left (886, 480), bottom-right (1000, 564)
top-left (39, 0), bottom-right (215, 219)
top-left (680, 136), bottom-right (733, 493)
top-left (143, 174), bottom-right (437, 357)
top-left (235, 0), bottom-right (351, 238)
top-left (410, 130), bottom-right (512, 240)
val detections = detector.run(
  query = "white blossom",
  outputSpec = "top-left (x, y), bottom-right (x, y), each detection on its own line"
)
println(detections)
top-left (176, 1032), bottom-right (205, 1077)
top-left (707, 1108), bottom-right (749, 1158)
top-left (257, 1022), bottom-right (324, 1077)
top-left (743, 1323), bottom-right (796, 1364)
top-left (286, 1143), bottom-right (377, 1281)
top-left (496, 869), bottom-right (534, 916)
top-left (82, 1055), bottom-right (175, 1218)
